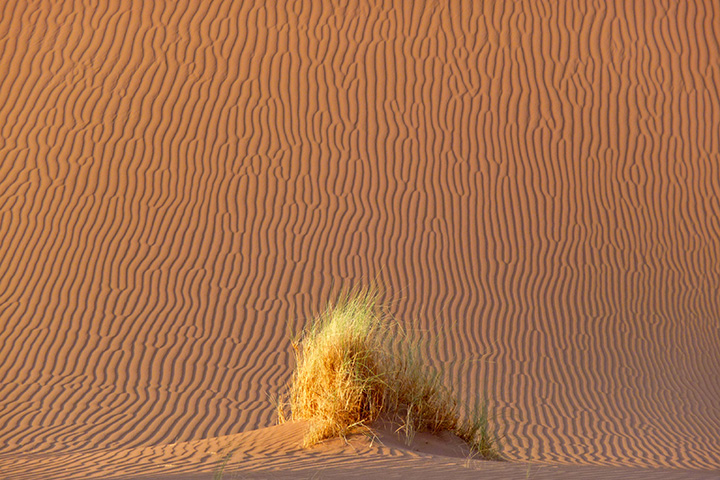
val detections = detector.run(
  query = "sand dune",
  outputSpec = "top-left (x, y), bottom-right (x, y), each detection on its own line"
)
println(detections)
top-left (1, 0), bottom-right (719, 478)
top-left (3, 422), bottom-right (718, 480)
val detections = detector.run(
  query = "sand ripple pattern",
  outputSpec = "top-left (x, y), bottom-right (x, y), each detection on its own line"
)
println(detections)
top-left (1, 0), bottom-right (719, 473)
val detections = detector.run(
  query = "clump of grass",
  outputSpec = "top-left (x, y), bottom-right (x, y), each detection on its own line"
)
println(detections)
top-left (456, 399), bottom-right (503, 460)
top-left (279, 287), bottom-right (501, 460)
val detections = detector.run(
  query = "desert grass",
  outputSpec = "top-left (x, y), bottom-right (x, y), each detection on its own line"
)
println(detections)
top-left (278, 288), bottom-right (502, 460)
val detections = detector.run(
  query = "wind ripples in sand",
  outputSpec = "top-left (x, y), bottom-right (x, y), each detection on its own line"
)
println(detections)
top-left (1, 0), bottom-right (719, 475)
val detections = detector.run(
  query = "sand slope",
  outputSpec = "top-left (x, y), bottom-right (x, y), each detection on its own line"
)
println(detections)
top-left (1, 0), bottom-right (719, 477)
top-left (3, 422), bottom-right (718, 480)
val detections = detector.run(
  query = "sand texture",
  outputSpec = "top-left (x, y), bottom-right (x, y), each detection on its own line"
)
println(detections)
top-left (1, 1), bottom-right (719, 478)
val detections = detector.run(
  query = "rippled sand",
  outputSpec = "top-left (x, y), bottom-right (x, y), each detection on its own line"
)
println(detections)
top-left (1, 1), bottom-right (719, 478)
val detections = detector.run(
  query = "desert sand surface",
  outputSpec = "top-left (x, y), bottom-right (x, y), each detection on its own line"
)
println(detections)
top-left (1, 0), bottom-right (719, 478)
top-left (4, 422), bottom-right (720, 480)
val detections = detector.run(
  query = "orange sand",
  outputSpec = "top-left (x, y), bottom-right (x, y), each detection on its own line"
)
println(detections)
top-left (1, 1), bottom-right (719, 478)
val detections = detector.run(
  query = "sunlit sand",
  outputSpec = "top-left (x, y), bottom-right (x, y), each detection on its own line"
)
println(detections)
top-left (1, 1), bottom-right (719, 479)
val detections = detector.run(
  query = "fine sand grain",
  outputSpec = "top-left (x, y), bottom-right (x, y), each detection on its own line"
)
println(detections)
top-left (1, 1), bottom-right (719, 478)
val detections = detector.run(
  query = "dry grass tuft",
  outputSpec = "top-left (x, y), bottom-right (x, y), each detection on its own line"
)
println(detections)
top-left (278, 287), bottom-right (501, 460)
